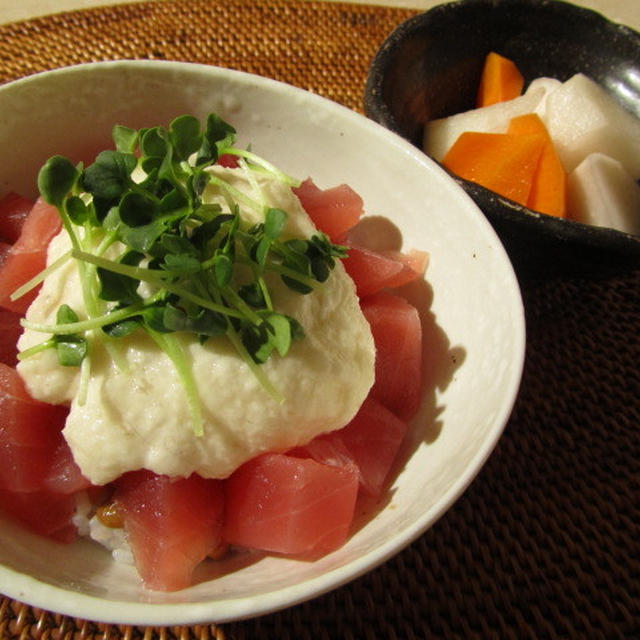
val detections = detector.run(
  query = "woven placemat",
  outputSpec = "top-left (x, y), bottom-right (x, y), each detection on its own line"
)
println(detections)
top-left (0, 1), bottom-right (638, 638)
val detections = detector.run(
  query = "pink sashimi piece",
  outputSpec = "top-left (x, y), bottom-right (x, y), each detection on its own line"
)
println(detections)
top-left (293, 178), bottom-right (364, 242)
top-left (0, 241), bottom-right (11, 268)
top-left (338, 397), bottom-right (408, 495)
top-left (44, 441), bottom-right (92, 495)
top-left (222, 453), bottom-right (359, 556)
top-left (0, 309), bottom-right (23, 367)
top-left (11, 198), bottom-right (61, 253)
top-left (0, 487), bottom-right (77, 543)
top-left (0, 363), bottom-right (82, 541)
top-left (0, 363), bottom-right (67, 448)
top-left (296, 397), bottom-right (408, 497)
top-left (289, 434), bottom-right (358, 475)
top-left (0, 192), bottom-right (35, 244)
top-left (0, 441), bottom-right (59, 493)
top-left (0, 363), bottom-right (75, 495)
top-left (0, 197), bottom-right (61, 314)
top-left (361, 292), bottom-right (423, 421)
top-left (396, 248), bottom-right (430, 276)
top-left (115, 470), bottom-right (225, 592)
top-left (344, 244), bottom-right (429, 297)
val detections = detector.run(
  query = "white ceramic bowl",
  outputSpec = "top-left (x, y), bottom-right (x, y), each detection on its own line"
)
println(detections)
top-left (0, 61), bottom-right (525, 625)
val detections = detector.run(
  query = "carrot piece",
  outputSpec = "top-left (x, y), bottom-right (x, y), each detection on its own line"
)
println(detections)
top-left (476, 52), bottom-right (525, 108)
top-left (442, 131), bottom-right (545, 206)
top-left (508, 113), bottom-right (567, 217)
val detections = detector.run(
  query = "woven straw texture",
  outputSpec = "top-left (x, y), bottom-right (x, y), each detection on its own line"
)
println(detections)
top-left (0, 1), bottom-right (638, 638)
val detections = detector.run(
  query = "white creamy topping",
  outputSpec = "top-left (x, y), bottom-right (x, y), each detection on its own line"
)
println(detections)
top-left (17, 167), bottom-right (375, 485)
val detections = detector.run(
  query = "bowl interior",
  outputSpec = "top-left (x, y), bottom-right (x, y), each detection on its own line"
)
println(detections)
top-left (0, 61), bottom-right (525, 625)
top-left (364, 0), bottom-right (640, 270)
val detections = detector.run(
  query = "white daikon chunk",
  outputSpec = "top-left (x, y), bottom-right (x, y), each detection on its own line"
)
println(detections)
top-left (567, 152), bottom-right (640, 235)
top-left (526, 77), bottom-right (562, 117)
top-left (539, 73), bottom-right (640, 177)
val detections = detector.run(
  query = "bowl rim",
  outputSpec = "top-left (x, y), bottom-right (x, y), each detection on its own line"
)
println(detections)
top-left (0, 59), bottom-right (526, 625)
top-left (363, 0), bottom-right (640, 261)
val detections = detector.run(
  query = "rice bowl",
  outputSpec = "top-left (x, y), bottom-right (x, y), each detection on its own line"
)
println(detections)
top-left (0, 60), bottom-right (525, 624)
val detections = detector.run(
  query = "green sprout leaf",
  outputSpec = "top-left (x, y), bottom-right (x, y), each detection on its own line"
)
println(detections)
top-left (83, 150), bottom-right (137, 202)
top-left (141, 127), bottom-right (169, 158)
top-left (266, 313), bottom-right (293, 357)
top-left (64, 195), bottom-right (94, 225)
top-left (102, 315), bottom-right (140, 338)
top-left (53, 305), bottom-right (88, 367)
top-left (55, 336), bottom-right (88, 367)
top-left (38, 156), bottom-right (80, 207)
top-left (97, 250), bottom-right (143, 304)
top-left (119, 191), bottom-right (158, 227)
top-left (162, 253), bottom-right (201, 276)
top-left (213, 253), bottom-right (233, 288)
top-left (163, 303), bottom-right (227, 337)
top-left (264, 208), bottom-right (287, 239)
top-left (113, 125), bottom-right (138, 153)
top-left (169, 114), bottom-right (202, 161)
top-left (196, 113), bottom-right (236, 165)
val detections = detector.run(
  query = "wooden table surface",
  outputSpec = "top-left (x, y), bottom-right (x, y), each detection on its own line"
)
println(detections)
top-left (2, 0), bottom-right (640, 30)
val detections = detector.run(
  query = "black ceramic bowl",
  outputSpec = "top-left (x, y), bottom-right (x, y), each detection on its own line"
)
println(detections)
top-left (364, 0), bottom-right (640, 274)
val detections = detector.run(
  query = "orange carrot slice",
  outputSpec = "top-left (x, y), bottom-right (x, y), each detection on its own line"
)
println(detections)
top-left (442, 131), bottom-right (545, 206)
top-left (476, 52), bottom-right (525, 108)
top-left (508, 113), bottom-right (567, 217)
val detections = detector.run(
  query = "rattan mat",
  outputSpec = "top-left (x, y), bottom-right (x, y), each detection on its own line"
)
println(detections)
top-left (0, 0), bottom-right (638, 638)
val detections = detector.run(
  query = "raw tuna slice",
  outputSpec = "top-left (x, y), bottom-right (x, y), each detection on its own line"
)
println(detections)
top-left (289, 434), bottom-right (358, 477)
top-left (44, 440), bottom-right (92, 495)
top-left (0, 241), bottom-right (10, 268)
top-left (361, 292), bottom-right (423, 421)
top-left (293, 178), bottom-right (364, 242)
top-left (0, 309), bottom-right (23, 366)
top-left (344, 244), bottom-right (428, 297)
top-left (0, 363), bottom-right (66, 449)
top-left (0, 197), bottom-right (61, 314)
top-left (297, 397), bottom-right (409, 497)
top-left (223, 453), bottom-right (359, 556)
top-left (0, 363), bottom-right (70, 493)
top-left (0, 487), bottom-right (77, 543)
top-left (0, 365), bottom-right (76, 533)
top-left (0, 364), bottom-right (85, 542)
top-left (0, 442), bottom-right (61, 494)
top-left (0, 192), bottom-right (35, 243)
top-left (115, 470), bottom-right (225, 591)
